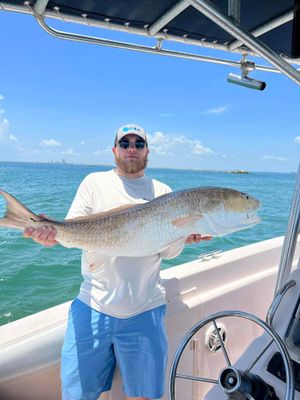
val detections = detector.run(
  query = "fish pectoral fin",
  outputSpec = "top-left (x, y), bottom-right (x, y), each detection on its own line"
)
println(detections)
top-left (171, 214), bottom-right (203, 228)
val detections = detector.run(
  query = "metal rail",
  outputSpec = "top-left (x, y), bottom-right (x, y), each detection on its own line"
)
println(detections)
top-left (34, 16), bottom-right (282, 74)
top-left (229, 10), bottom-right (294, 50)
top-left (148, 0), bottom-right (190, 36)
top-left (267, 280), bottom-right (296, 326)
top-left (1, 2), bottom-right (300, 67)
top-left (228, 0), bottom-right (240, 26)
top-left (33, 0), bottom-right (49, 15)
top-left (275, 163), bottom-right (300, 294)
top-left (188, 0), bottom-right (300, 85)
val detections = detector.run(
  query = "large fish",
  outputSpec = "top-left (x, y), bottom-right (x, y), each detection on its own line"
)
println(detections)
top-left (0, 187), bottom-right (260, 257)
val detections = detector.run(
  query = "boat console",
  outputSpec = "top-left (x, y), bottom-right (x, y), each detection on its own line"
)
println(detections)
top-left (170, 168), bottom-right (300, 399)
top-left (169, 269), bottom-right (300, 399)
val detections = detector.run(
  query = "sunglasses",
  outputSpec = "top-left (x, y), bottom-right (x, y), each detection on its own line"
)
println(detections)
top-left (117, 139), bottom-right (147, 150)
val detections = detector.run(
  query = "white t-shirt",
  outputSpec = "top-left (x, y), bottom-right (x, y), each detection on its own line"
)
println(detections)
top-left (66, 169), bottom-right (185, 318)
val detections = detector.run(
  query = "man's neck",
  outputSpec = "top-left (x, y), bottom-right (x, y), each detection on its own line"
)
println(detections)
top-left (115, 167), bottom-right (145, 179)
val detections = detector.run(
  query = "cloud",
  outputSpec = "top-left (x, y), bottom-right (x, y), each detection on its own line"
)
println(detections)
top-left (294, 136), bottom-right (300, 144)
top-left (60, 148), bottom-right (81, 157)
top-left (150, 146), bottom-right (174, 156)
top-left (40, 139), bottom-right (62, 147)
top-left (0, 97), bottom-right (21, 148)
top-left (148, 132), bottom-right (167, 145)
top-left (0, 118), bottom-right (10, 140)
top-left (65, 148), bottom-right (74, 155)
top-left (203, 106), bottom-right (229, 114)
top-left (94, 146), bottom-right (111, 156)
top-left (0, 118), bottom-right (20, 145)
top-left (9, 134), bottom-right (18, 142)
top-left (262, 155), bottom-right (288, 162)
top-left (17, 146), bottom-right (41, 156)
top-left (147, 131), bottom-right (215, 157)
top-left (192, 143), bottom-right (214, 155)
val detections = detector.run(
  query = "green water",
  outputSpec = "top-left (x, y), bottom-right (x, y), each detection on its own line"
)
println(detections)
top-left (0, 162), bottom-right (296, 325)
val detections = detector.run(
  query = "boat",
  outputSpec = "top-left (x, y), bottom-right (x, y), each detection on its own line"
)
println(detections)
top-left (0, 1), bottom-right (299, 399)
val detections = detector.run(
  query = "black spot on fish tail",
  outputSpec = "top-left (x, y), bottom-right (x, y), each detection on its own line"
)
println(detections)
top-left (0, 189), bottom-right (42, 231)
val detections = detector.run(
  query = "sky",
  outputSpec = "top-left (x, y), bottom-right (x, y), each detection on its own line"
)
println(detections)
top-left (0, 10), bottom-right (299, 172)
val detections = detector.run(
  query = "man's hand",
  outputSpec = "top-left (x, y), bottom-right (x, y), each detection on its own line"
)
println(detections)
top-left (23, 214), bottom-right (58, 247)
top-left (23, 226), bottom-right (58, 247)
top-left (185, 234), bottom-right (212, 244)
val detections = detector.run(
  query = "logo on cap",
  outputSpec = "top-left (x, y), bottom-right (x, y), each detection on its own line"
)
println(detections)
top-left (121, 126), bottom-right (143, 133)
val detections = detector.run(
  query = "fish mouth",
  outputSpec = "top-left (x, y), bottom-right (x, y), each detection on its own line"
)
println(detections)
top-left (226, 211), bottom-right (261, 233)
top-left (246, 211), bottom-right (261, 224)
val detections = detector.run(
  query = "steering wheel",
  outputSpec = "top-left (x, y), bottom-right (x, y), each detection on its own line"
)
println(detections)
top-left (169, 310), bottom-right (294, 400)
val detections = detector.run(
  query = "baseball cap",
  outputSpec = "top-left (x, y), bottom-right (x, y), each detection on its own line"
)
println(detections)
top-left (115, 124), bottom-right (148, 145)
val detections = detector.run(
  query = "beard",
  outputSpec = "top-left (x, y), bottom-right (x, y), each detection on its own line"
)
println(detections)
top-left (115, 153), bottom-right (148, 174)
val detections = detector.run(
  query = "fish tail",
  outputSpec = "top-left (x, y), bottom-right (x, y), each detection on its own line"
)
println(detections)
top-left (0, 189), bottom-right (43, 231)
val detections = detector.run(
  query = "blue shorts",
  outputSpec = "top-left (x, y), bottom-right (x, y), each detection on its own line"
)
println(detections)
top-left (61, 299), bottom-right (168, 400)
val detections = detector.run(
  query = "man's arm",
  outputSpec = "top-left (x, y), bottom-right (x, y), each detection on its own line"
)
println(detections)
top-left (23, 176), bottom-right (94, 247)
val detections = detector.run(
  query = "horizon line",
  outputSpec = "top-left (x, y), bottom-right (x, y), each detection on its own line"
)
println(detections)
top-left (0, 160), bottom-right (297, 174)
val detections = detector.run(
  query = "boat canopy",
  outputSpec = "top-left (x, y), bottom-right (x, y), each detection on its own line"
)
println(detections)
top-left (1, 0), bottom-right (300, 85)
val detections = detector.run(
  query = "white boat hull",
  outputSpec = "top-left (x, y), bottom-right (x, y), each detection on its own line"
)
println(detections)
top-left (0, 236), bottom-right (299, 400)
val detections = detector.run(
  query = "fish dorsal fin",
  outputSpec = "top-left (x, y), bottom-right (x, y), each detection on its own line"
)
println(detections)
top-left (66, 204), bottom-right (137, 223)
top-left (172, 214), bottom-right (202, 228)
top-left (107, 204), bottom-right (137, 213)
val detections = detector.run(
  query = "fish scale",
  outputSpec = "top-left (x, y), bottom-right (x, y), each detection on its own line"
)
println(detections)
top-left (0, 187), bottom-right (260, 257)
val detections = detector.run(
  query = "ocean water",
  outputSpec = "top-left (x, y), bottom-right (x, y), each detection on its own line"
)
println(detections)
top-left (0, 162), bottom-right (297, 325)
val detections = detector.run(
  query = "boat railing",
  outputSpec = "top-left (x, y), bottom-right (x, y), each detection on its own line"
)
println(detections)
top-left (274, 163), bottom-right (300, 295)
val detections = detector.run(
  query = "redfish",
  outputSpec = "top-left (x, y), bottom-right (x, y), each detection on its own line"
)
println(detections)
top-left (0, 187), bottom-right (260, 257)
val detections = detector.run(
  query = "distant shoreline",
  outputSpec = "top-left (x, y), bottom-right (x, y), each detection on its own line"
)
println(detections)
top-left (0, 160), bottom-right (297, 174)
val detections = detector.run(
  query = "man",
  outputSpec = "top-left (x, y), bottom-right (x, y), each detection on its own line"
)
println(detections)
top-left (24, 124), bottom-right (209, 400)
